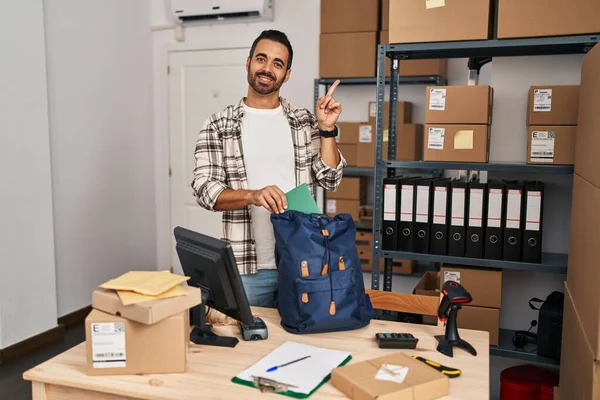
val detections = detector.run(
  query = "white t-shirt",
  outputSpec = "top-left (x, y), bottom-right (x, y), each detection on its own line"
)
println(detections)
top-left (240, 103), bottom-right (296, 269)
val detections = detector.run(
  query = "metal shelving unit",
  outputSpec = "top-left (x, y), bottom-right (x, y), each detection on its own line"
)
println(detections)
top-left (371, 34), bottom-right (600, 366)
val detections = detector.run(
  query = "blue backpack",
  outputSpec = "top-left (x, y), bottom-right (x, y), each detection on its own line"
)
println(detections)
top-left (271, 211), bottom-right (374, 334)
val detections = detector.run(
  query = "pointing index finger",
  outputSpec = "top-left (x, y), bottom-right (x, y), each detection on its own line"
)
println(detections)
top-left (326, 79), bottom-right (340, 97)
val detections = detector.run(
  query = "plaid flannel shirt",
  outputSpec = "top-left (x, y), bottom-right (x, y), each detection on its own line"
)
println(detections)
top-left (191, 97), bottom-right (346, 275)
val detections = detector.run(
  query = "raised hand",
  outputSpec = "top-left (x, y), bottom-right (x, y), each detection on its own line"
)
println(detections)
top-left (316, 79), bottom-right (342, 131)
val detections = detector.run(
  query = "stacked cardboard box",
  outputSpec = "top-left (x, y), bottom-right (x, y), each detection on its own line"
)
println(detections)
top-left (526, 85), bottom-right (579, 165)
top-left (414, 271), bottom-right (440, 325)
top-left (326, 176), bottom-right (362, 222)
top-left (438, 265), bottom-right (502, 345)
top-left (423, 85), bottom-right (494, 162)
top-left (558, 43), bottom-right (600, 399)
top-left (319, 0), bottom-right (379, 78)
top-left (355, 230), bottom-right (416, 275)
top-left (85, 284), bottom-right (201, 376)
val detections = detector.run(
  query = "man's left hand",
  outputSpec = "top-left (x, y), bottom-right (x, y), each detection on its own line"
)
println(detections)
top-left (316, 79), bottom-right (342, 131)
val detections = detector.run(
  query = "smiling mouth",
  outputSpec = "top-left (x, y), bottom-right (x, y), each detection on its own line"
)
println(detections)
top-left (257, 75), bottom-right (274, 83)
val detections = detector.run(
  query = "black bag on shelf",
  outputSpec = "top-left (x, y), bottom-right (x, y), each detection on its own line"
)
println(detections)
top-left (530, 291), bottom-right (564, 360)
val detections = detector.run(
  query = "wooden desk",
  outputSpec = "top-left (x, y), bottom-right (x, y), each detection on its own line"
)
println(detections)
top-left (23, 307), bottom-right (489, 399)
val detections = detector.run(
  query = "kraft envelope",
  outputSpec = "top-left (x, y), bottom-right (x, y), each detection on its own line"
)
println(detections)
top-left (454, 130), bottom-right (474, 150)
top-left (117, 284), bottom-right (188, 306)
top-left (100, 270), bottom-right (189, 296)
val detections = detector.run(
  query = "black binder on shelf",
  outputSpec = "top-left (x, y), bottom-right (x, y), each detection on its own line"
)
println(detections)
top-left (503, 180), bottom-right (525, 262)
top-left (523, 181), bottom-right (545, 263)
top-left (448, 179), bottom-right (468, 257)
top-left (430, 178), bottom-right (452, 255)
top-left (397, 176), bottom-right (422, 252)
top-left (466, 180), bottom-right (487, 259)
top-left (413, 177), bottom-right (440, 254)
top-left (484, 180), bottom-right (505, 260)
top-left (382, 176), bottom-right (402, 251)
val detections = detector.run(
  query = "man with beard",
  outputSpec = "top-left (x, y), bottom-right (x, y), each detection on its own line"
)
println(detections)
top-left (192, 30), bottom-right (346, 308)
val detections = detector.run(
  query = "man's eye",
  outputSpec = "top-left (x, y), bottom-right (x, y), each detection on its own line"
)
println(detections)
top-left (275, 63), bottom-right (283, 68)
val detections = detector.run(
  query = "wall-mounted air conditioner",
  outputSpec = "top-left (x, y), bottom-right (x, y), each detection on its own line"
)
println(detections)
top-left (170, 0), bottom-right (274, 25)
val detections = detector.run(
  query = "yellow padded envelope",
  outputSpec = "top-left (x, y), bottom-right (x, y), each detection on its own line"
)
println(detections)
top-left (117, 284), bottom-right (188, 306)
top-left (100, 270), bottom-right (189, 297)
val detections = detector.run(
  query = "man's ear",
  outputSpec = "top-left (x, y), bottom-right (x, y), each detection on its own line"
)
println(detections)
top-left (246, 57), bottom-right (250, 72)
top-left (284, 68), bottom-right (291, 83)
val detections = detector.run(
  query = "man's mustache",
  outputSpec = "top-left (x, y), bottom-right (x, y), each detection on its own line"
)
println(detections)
top-left (256, 71), bottom-right (276, 81)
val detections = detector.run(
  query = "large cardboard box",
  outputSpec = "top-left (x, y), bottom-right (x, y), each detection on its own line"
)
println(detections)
top-left (320, 32), bottom-right (377, 78)
top-left (558, 283), bottom-right (600, 399)
top-left (527, 126), bottom-right (576, 165)
top-left (356, 230), bottom-right (373, 248)
top-left (358, 123), bottom-right (423, 166)
top-left (440, 265), bottom-right (502, 308)
top-left (328, 177), bottom-right (361, 201)
top-left (320, 0), bottom-right (379, 34)
top-left (438, 305), bottom-right (500, 346)
top-left (336, 122), bottom-right (362, 145)
top-left (368, 101), bottom-right (412, 127)
top-left (575, 43), bottom-right (600, 189)
top-left (425, 86), bottom-right (493, 125)
top-left (389, 0), bottom-right (494, 44)
top-left (527, 85), bottom-right (580, 126)
top-left (379, 31), bottom-right (448, 77)
top-left (381, 0), bottom-right (389, 30)
top-left (326, 199), bottom-right (360, 221)
top-left (357, 247), bottom-right (417, 275)
top-left (423, 124), bottom-right (490, 163)
top-left (85, 309), bottom-right (188, 376)
top-left (338, 144), bottom-right (357, 166)
top-left (331, 353), bottom-right (449, 399)
top-left (497, 0), bottom-right (600, 39)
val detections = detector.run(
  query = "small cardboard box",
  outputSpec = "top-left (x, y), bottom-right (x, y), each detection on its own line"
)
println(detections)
top-left (527, 85), bottom-right (580, 126)
top-left (331, 352), bottom-right (449, 399)
top-left (92, 285), bottom-right (201, 325)
top-left (338, 144), bottom-right (357, 166)
top-left (320, 0), bottom-right (379, 34)
top-left (328, 177), bottom-right (362, 201)
top-left (356, 230), bottom-right (373, 248)
top-left (336, 122), bottom-right (363, 145)
top-left (379, 31), bottom-right (448, 78)
top-left (415, 272), bottom-right (440, 325)
top-left (425, 86), bottom-right (493, 125)
top-left (440, 265), bottom-right (502, 308)
top-left (85, 309), bottom-right (188, 376)
top-left (368, 101), bottom-right (412, 128)
top-left (527, 126), bottom-right (576, 165)
top-left (437, 305), bottom-right (500, 345)
top-left (389, 0), bottom-right (494, 44)
top-left (359, 205), bottom-right (373, 228)
top-left (423, 124), bottom-right (490, 163)
top-left (497, 0), bottom-right (600, 39)
top-left (326, 199), bottom-right (360, 221)
top-left (320, 32), bottom-right (377, 78)
top-left (357, 123), bottom-right (423, 167)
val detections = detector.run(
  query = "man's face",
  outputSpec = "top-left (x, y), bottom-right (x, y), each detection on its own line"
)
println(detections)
top-left (246, 39), bottom-right (291, 95)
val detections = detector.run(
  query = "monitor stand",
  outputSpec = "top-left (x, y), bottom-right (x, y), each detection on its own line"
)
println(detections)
top-left (189, 290), bottom-right (239, 348)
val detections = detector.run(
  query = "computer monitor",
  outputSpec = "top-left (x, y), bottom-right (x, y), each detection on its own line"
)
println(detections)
top-left (174, 226), bottom-right (254, 348)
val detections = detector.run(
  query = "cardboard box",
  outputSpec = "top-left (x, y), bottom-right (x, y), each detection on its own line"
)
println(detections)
top-left (368, 101), bottom-right (412, 127)
top-left (85, 309), bottom-right (188, 376)
top-left (382, 0), bottom-right (389, 30)
top-left (331, 352), bottom-right (449, 399)
top-left (326, 199), bottom-right (360, 221)
top-left (320, 0), bottom-right (379, 34)
top-left (575, 43), bottom-right (600, 189)
top-left (527, 126), bottom-right (576, 165)
top-left (439, 305), bottom-right (500, 346)
top-left (328, 177), bottom-right (361, 201)
top-left (359, 205), bottom-right (373, 228)
top-left (358, 247), bottom-right (417, 275)
top-left (389, 0), bottom-right (493, 44)
top-left (440, 265), bottom-right (502, 308)
top-left (356, 230), bottom-right (373, 248)
top-left (414, 272), bottom-right (440, 297)
top-left (338, 144), bottom-right (357, 166)
top-left (497, 0), bottom-right (600, 39)
top-left (91, 285), bottom-right (201, 325)
top-left (558, 283), bottom-right (600, 399)
top-left (425, 85), bottom-right (493, 125)
top-left (527, 85), bottom-right (580, 126)
top-left (423, 124), bottom-right (490, 163)
top-left (320, 32), bottom-right (377, 78)
top-left (336, 122), bottom-right (362, 144)
top-left (358, 123), bottom-right (423, 167)
top-left (379, 31), bottom-right (448, 77)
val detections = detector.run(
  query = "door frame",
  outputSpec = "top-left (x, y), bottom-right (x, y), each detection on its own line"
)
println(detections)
top-left (155, 40), bottom-right (252, 271)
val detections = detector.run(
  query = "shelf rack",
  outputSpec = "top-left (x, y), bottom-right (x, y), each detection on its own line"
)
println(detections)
top-left (370, 34), bottom-right (600, 366)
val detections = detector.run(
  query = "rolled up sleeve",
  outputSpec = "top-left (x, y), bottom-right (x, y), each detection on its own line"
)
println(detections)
top-left (191, 119), bottom-right (229, 211)
top-left (310, 121), bottom-right (346, 192)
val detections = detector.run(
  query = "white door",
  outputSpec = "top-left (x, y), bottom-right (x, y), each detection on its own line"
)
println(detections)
top-left (168, 47), bottom-right (249, 273)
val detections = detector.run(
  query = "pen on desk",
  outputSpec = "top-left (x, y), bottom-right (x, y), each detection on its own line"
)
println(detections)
top-left (266, 355), bottom-right (311, 372)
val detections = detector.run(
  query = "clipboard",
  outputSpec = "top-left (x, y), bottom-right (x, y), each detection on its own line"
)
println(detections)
top-left (231, 341), bottom-right (352, 398)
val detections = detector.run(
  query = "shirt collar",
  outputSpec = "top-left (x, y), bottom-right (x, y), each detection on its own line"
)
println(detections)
top-left (233, 97), bottom-right (292, 121)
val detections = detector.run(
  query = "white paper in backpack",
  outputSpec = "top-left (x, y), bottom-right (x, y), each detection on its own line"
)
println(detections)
top-left (533, 89), bottom-right (552, 112)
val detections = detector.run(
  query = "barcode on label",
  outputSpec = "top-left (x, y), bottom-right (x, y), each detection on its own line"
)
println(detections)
top-left (95, 352), bottom-right (125, 358)
top-left (114, 323), bottom-right (125, 332)
top-left (532, 152), bottom-right (553, 156)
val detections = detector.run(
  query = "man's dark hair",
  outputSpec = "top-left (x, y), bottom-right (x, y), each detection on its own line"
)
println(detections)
top-left (249, 30), bottom-right (293, 69)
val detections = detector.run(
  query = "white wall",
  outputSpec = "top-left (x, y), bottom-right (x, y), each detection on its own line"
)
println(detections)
top-left (44, 0), bottom-right (157, 317)
top-left (0, 0), bottom-right (58, 348)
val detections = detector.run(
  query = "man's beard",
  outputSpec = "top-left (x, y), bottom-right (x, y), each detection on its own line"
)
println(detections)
top-left (248, 70), bottom-right (283, 95)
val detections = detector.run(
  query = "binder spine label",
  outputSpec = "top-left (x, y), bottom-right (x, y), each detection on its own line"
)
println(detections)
top-left (506, 189), bottom-right (522, 229)
top-left (451, 188), bottom-right (465, 227)
top-left (526, 191), bottom-right (542, 231)
top-left (400, 185), bottom-right (414, 222)
top-left (416, 186), bottom-right (430, 223)
top-left (487, 189), bottom-right (503, 228)
top-left (468, 189), bottom-right (484, 227)
top-left (433, 187), bottom-right (447, 224)
top-left (383, 184), bottom-right (396, 221)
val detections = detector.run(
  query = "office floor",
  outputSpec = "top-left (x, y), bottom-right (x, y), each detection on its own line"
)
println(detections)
top-left (0, 324), bottom-right (85, 400)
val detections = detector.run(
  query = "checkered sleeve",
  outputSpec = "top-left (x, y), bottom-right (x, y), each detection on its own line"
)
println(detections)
top-left (191, 117), bottom-right (229, 211)
top-left (310, 117), bottom-right (346, 192)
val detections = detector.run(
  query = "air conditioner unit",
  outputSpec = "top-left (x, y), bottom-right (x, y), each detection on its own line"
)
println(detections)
top-left (170, 0), bottom-right (274, 25)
